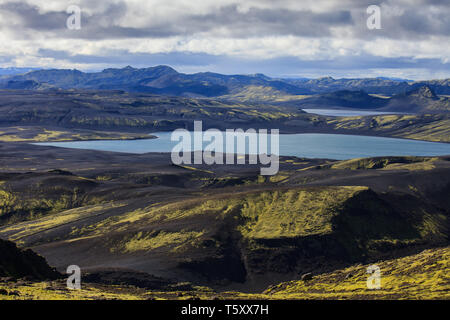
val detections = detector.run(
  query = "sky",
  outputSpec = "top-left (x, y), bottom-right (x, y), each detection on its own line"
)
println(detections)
top-left (0, 0), bottom-right (449, 80)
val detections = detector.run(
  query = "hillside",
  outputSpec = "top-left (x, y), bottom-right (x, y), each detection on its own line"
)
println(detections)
top-left (383, 86), bottom-right (450, 113)
top-left (0, 90), bottom-right (303, 133)
top-left (0, 141), bottom-right (449, 292)
top-left (325, 113), bottom-right (450, 142)
top-left (265, 246), bottom-right (450, 299)
top-left (0, 90), bottom-right (449, 143)
top-left (294, 90), bottom-right (388, 109)
top-left (0, 239), bottom-right (59, 280)
top-left (1, 246), bottom-right (448, 300)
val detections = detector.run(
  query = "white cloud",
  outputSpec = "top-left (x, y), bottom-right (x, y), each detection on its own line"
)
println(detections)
top-left (0, 0), bottom-right (448, 78)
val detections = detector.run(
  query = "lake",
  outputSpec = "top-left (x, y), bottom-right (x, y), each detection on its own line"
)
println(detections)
top-left (302, 109), bottom-right (405, 117)
top-left (34, 132), bottom-right (450, 160)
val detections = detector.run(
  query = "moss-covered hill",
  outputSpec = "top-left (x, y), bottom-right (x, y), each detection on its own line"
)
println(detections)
top-left (1, 184), bottom-right (447, 289)
top-left (0, 145), bottom-right (449, 297)
top-left (1, 246), bottom-right (448, 300)
top-left (326, 114), bottom-right (450, 142)
top-left (265, 246), bottom-right (450, 300)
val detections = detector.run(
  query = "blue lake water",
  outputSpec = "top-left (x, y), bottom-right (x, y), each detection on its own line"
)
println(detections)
top-left (33, 132), bottom-right (450, 160)
top-left (302, 109), bottom-right (405, 117)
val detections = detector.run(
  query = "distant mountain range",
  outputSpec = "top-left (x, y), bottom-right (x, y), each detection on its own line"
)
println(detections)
top-left (1, 65), bottom-right (449, 98)
top-left (295, 85), bottom-right (450, 113)
top-left (0, 66), bottom-right (305, 97)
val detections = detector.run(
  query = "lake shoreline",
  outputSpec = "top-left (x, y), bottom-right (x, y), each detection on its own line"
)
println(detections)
top-left (33, 131), bottom-right (450, 160)
top-left (145, 129), bottom-right (450, 145)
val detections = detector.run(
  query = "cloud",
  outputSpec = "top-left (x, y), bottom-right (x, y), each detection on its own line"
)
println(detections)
top-left (0, 1), bottom-right (354, 39)
top-left (0, 0), bottom-right (448, 78)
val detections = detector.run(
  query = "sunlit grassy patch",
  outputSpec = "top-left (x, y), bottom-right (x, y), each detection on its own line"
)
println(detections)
top-left (37, 186), bottom-right (371, 244)
top-left (265, 246), bottom-right (450, 300)
top-left (238, 187), bottom-right (368, 239)
top-left (269, 174), bottom-right (289, 183)
top-left (0, 203), bottom-right (126, 242)
top-left (114, 230), bottom-right (204, 253)
top-left (0, 281), bottom-right (143, 300)
top-left (330, 156), bottom-right (438, 171)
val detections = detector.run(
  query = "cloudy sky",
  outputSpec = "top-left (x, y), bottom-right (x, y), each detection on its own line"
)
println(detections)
top-left (0, 0), bottom-right (449, 79)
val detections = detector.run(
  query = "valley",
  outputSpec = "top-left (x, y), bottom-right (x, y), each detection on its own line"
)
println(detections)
top-left (0, 68), bottom-right (449, 301)
top-left (0, 140), bottom-right (449, 299)
top-left (0, 88), bottom-right (450, 144)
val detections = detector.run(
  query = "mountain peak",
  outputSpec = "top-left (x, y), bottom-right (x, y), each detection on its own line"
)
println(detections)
top-left (249, 73), bottom-right (269, 79)
top-left (407, 85), bottom-right (438, 99)
top-left (151, 65), bottom-right (178, 72)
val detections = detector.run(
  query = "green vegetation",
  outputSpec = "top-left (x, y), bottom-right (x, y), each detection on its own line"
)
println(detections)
top-left (2, 203), bottom-right (126, 244)
top-left (2, 246), bottom-right (448, 300)
top-left (0, 175), bottom-right (104, 226)
top-left (114, 230), bottom-right (204, 253)
top-left (327, 114), bottom-right (450, 142)
top-left (265, 246), bottom-right (450, 300)
top-left (67, 186), bottom-right (368, 241)
top-left (0, 281), bottom-right (143, 300)
top-left (0, 126), bottom-right (152, 142)
top-left (329, 156), bottom-right (438, 171)
top-left (238, 187), bottom-right (367, 239)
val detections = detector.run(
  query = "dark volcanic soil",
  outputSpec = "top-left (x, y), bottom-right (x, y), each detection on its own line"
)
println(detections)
top-left (0, 142), bottom-right (449, 292)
